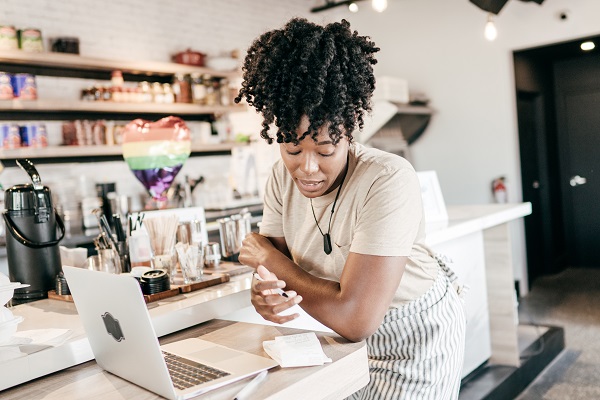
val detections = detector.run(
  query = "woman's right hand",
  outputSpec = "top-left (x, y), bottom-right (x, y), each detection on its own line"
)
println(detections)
top-left (251, 265), bottom-right (303, 324)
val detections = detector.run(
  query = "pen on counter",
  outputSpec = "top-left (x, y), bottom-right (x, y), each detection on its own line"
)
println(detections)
top-left (253, 273), bottom-right (288, 298)
top-left (232, 370), bottom-right (268, 400)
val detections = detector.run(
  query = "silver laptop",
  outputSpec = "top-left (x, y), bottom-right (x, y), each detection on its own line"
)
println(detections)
top-left (63, 266), bottom-right (278, 400)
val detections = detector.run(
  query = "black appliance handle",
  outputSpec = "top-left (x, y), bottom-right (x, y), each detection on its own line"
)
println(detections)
top-left (3, 211), bottom-right (66, 249)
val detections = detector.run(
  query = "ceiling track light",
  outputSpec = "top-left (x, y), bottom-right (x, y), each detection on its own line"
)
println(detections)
top-left (310, 0), bottom-right (388, 13)
top-left (469, 0), bottom-right (546, 15)
top-left (311, 0), bottom-right (364, 13)
top-left (372, 0), bottom-right (388, 12)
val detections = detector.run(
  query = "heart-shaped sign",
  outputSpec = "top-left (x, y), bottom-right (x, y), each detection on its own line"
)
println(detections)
top-left (122, 116), bottom-right (191, 202)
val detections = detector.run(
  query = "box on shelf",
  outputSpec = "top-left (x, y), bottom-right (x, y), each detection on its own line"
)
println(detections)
top-left (373, 76), bottom-right (409, 104)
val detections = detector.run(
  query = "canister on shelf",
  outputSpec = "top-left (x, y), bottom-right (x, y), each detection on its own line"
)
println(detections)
top-left (11, 73), bottom-right (37, 100)
top-left (18, 28), bottom-right (44, 52)
top-left (0, 25), bottom-right (18, 50)
top-left (19, 124), bottom-right (37, 147)
top-left (3, 123), bottom-right (21, 149)
top-left (36, 124), bottom-right (48, 148)
top-left (50, 37), bottom-right (79, 54)
top-left (0, 72), bottom-right (13, 100)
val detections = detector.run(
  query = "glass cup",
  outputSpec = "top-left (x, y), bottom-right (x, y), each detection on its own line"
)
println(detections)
top-left (154, 253), bottom-right (177, 284)
top-left (87, 249), bottom-right (121, 274)
top-left (175, 242), bottom-right (203, 284)
top-left (86, 255), bottom-right (101, 271)
top-left (98, 248), bottom-right (121, 274)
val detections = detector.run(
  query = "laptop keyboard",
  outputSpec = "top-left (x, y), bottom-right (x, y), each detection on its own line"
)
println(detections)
top-left (163, 351), bottom-right (230, 390)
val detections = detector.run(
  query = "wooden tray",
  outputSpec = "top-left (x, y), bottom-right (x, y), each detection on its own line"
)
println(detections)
top-left (48, 273), bottom-right (231, 304)
top-left (48, 290), bottom-right (73, 302)
top-left (175, 273), bottom-right (230, 293)
top-left (203, 262), bottom-right (253, 277)
top-left (142, 287), bottom-right (181, 303)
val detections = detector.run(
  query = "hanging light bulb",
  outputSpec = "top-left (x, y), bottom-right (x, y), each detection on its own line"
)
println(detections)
top-left (580, 41), bottom-right (595, 51)
top-left (348, 2), bottom-right (359, 12)
top-left (484, 13), bottom-right (498, 41)
top-left (372, 0), bottom-right (387, 13)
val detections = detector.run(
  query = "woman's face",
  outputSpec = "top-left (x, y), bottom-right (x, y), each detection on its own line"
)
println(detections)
top-left (280, 116), bottom-right (349, 198)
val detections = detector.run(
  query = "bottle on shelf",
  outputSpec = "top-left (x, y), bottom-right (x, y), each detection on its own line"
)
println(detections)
top-left (172, 73), bottom-right (191, 103)
top-left (111, 70), bottom-right (124, 88)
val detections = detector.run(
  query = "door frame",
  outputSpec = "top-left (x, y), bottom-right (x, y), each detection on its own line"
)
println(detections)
top-left (512, 36), bottom-right (600, 286)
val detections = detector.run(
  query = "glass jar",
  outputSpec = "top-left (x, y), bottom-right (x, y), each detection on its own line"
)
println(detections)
top-left (139, 81), bottom-right (153, 103)
top-left (162, 83), bottom-right (175, 103)
top-left (204, 75), bottom-right (217, 106)
top-left (152, 82), bottom-right (165, 103)
top-left (190, 73), bottom-right (207, 105)
top-left (219, 78), bottom-right (230, 106)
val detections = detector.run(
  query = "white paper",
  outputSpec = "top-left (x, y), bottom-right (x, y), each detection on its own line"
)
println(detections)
top-left (12, 329), bottom-right (73, 347)
top-left (262, 332), bottom-right (332, 368)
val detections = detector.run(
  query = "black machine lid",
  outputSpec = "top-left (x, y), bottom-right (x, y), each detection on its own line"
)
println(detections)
top-left (5, 184), bottom-right (52, 212)
top-left (4, 160), bottom-right (52, 222)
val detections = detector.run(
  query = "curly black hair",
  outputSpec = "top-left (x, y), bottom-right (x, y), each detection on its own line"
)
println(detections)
top-left (235, 18), bottom-right (379, 145)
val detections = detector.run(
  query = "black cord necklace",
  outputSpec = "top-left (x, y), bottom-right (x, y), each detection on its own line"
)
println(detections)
top-left (310, 163), bottom-right (348, 255)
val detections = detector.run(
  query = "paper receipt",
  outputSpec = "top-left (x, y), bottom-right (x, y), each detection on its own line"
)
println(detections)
top-left (263, 332), bottom-right (332, 367)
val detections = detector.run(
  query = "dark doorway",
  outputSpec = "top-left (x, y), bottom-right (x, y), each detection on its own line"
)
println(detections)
top-left (514, 36), bottom-right (600, 287)
top-left (554, 55), bottom-right (600, 267)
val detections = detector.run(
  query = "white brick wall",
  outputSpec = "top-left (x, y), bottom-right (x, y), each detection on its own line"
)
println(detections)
top-left (1, 0), bottom-right (314, 61)
top-left (0, 0), bottom-right (316, 207)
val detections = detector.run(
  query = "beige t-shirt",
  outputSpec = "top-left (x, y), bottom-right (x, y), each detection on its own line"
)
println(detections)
top-left (260, 142), bottom-right (439, 307)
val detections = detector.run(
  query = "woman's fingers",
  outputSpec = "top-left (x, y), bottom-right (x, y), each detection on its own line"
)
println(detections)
top-left (256, 264), bottom-right (273, 280)
top-left (251, 264), bottom-right (303, 323)
top-left (251, 292), bottom-right (303, 323)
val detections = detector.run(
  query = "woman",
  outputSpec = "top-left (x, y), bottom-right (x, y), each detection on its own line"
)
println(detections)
top-left (236, 18), bottom-right (466, 399)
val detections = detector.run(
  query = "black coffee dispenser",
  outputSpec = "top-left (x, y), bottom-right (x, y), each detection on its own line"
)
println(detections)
top-left (3, 159), bottom-right (65, 302)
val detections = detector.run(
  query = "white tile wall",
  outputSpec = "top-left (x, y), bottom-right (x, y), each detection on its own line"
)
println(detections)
top-left (0, 0), bottom-right (314, 207)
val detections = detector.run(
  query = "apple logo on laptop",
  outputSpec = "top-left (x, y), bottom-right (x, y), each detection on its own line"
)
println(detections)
top-left (102, 312), bottom-right (125, 342)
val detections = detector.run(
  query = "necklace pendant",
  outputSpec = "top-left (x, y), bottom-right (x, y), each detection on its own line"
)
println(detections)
top-left (324, 233), bottom-right (332, 255)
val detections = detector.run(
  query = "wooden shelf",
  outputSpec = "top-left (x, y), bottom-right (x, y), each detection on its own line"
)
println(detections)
top-left (0, 142), bottom-right (246, 164)
top-left (0, 50), bottom-right (246, 163)
top-left (394, 104), bottom-right (433, 115)
top-left (0, 99), bottom-right (245, 116)
top-left (0, 49), bottom-right (240, 79)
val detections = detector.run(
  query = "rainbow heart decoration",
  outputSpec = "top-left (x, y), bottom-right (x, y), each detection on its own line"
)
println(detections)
top-left (122, 116), bottom-right (191, 201)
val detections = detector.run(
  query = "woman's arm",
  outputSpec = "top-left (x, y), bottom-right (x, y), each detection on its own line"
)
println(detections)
top-left (240, 233), bottom-right (405, 342)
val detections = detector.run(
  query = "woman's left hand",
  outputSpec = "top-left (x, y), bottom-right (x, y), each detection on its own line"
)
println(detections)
top-left (239, 232), bottom-right (276, 268)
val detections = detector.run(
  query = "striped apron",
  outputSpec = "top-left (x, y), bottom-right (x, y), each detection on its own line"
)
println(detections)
top-left (348, 260), bottom-right (467, 400)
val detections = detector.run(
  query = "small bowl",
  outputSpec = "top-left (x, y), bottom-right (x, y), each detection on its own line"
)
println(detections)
top-left (205, 57), bottom-right (239, 72)
top-left (0, 307), bottom-right (23, 345)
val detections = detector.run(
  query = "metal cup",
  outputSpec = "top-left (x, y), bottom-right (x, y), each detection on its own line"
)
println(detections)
top-left (176, 219), bottom-right (205, 246)
top-left (203, 242), bottom-right (221, 269)
top-left (217, 212), bottom-right (251, 262)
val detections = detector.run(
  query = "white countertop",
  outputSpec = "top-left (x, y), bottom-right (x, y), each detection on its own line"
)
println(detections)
top-left (425, 203), bottom-right (532, 246)
top-left (0, 273), bottom-right (254, 391)
top-left (0, 202), bottom-right (531, 391)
